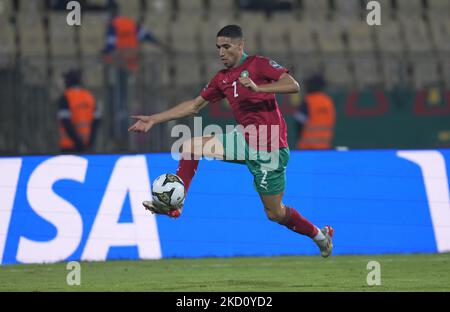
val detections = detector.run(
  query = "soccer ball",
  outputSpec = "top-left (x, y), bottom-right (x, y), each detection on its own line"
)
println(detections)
top-left (151, 174), bottom-right (186, 211)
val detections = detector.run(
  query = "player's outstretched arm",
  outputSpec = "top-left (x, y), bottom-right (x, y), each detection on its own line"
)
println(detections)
top-left (239, 73), bottom-right (300, 94)
top-left (128, 96), bottom-right (208, 133)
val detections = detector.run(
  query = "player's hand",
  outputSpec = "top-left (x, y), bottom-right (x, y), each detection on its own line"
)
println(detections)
top-left (238, 77), bottom-right (260, 92)
top-left (128, 115), bottom-right (155, 133)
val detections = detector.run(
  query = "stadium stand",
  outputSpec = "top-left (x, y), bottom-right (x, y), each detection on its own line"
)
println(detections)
top-left (16, 12), bottom-right (48, 85)
top-left (322, 55), bottom-right (353, 88)
top-left (142, 10), bottom-right (170, 52)
top-left (237, 11), bottom-right (265, 54)
top-left (287, 18), bottom-right (317, 54)
top-left (79, 13), bottom-right (109, 56)
top-left (430, 17), bottom-right (450, 56)
top-left (0, 0), bottom-right (12, 19)
top-left (352, 53), bottom-right (382, 89)
top-left (0, 17), bottom-right (16, 64)
top-left (428, 0), bottom-right (450, 18)
top-left (347, 19), bottom-right (376, 53)
top-left (175, 0), bottom-right (205, 17)
top-left (374, 17), bottom-right (403, 54)
top-left (81, 57), bottom-right (104, 88)
top-left (0, 0), bottom-right (449, 153)
top-left (18, 0), bottom-right (45, 15)
top-left (260, 14), bottom-right (289, 55)
top-left (48, 12), bottom-right (80, 95)
top-left (412, 58), bottom-right (440, 89)
top-left (119, 0), bottom-right (141, 20)
top-left (301, 0), bottom-right (330, 20)
top-left (401, 17), bottom-right (433, 54)
top-left (396, 0), bottom-right (425, 18)
top-left (169, 15), bottom-right (202, 86)
top-left (1, 0), bottom-right (447, 90)
top-left (48, 13), bottom-right (78, 59)
top-left (208, 0), bottom-right (236, 13)
top-left (334, 0), bottom-right (362, 20)
top-left (199, 13), bottom-right (235, 53)
top-left (16, 12), bottom-right (47, 58)
top-left (442, 59), bottom-right (450, 87)
top-left (375, 0), bottom-right (395, 18)
top-left (316, 19), bottom-right (346, 54)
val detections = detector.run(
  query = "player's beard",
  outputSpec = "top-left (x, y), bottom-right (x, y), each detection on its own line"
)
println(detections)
top-left (223, 59), bottom-right (237, 68)
top-left (222, 59), bottom-right (231, 68)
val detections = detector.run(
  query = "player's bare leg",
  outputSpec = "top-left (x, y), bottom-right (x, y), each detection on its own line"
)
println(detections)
top-left (176, 135), bottom-right (224, 191)
top-left (144, 136), bottom-right (224, 217)
top-left (259, 192), bottom-right (334, 258)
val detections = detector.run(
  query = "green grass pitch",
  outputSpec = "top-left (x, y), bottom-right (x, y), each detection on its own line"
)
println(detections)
top-left (0, 253), bottom-right (449, 291)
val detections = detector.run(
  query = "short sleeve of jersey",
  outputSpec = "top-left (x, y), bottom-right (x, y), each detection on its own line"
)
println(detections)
top-left (200, 74), bottom-right (225, 103)
top-left (257, 56), bottom-right (289, 81)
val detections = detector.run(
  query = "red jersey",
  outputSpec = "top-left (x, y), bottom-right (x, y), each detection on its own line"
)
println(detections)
top-left (200, 55), bottom-right (289, 151)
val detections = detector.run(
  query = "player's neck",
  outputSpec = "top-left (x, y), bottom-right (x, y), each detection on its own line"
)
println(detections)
top-left (233, 52), bottom-right (248, 68)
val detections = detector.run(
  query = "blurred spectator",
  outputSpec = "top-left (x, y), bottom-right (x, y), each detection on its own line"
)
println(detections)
top-left (295, 74), bottom-right (336, 150)
top-left (57, 70), bottom-right (100, 154)
top-left (102, 1), bottom-right (169, 146)
top-left (102, 1), bottom-right (168, 72)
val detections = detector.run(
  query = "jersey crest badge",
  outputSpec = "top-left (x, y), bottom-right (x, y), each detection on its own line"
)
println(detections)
top-left (240, 70), bottom-right (249, 78)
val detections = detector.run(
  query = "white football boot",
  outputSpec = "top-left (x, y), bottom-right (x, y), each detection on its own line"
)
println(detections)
top-left (142, 201), bottom-right (182, 218)
top-left (316, 225), bottom-right (334, 258)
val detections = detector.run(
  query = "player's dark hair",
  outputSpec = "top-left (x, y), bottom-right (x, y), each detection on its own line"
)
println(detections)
top-left (64, 70), bottom-right (82, 88)
top-left (109, 1), bottom-right (119, 16)
top-left (305, 74), bottom-right (326, 93)
top-left (216, 25), bottom-right (243, 39)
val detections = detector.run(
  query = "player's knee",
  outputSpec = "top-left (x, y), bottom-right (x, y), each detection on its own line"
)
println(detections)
top-left (264, 206), bottom-right (284, 223)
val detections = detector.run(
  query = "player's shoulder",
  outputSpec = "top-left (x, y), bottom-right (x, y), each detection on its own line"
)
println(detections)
top-left (245, 55), bottom-right (268, 70)
top-left (253, 55), bottom-right (283, 67)
top-left (254, 55), bottom-right (269, 60)
top-left (254, 55), bottom-right (271, 63)
top-left (203, 70), bottom-right (224, 90)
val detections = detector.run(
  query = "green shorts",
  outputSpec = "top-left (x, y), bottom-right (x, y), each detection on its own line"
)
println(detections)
top-left (217, 129), bottom-right (290, 195)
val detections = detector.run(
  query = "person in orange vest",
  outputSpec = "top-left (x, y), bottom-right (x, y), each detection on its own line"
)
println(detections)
top-left (102, 2), bottom-right (169, 145)
top-left (102, 2), bottom-right (168, 72)
top-left (295, 74), bottom-right (336, 150)
top-left (57, 70), bottom-right (100, 153)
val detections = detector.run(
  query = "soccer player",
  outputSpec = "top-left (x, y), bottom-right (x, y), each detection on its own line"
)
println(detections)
top-left (128, 25), bottom-right (334, 257)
